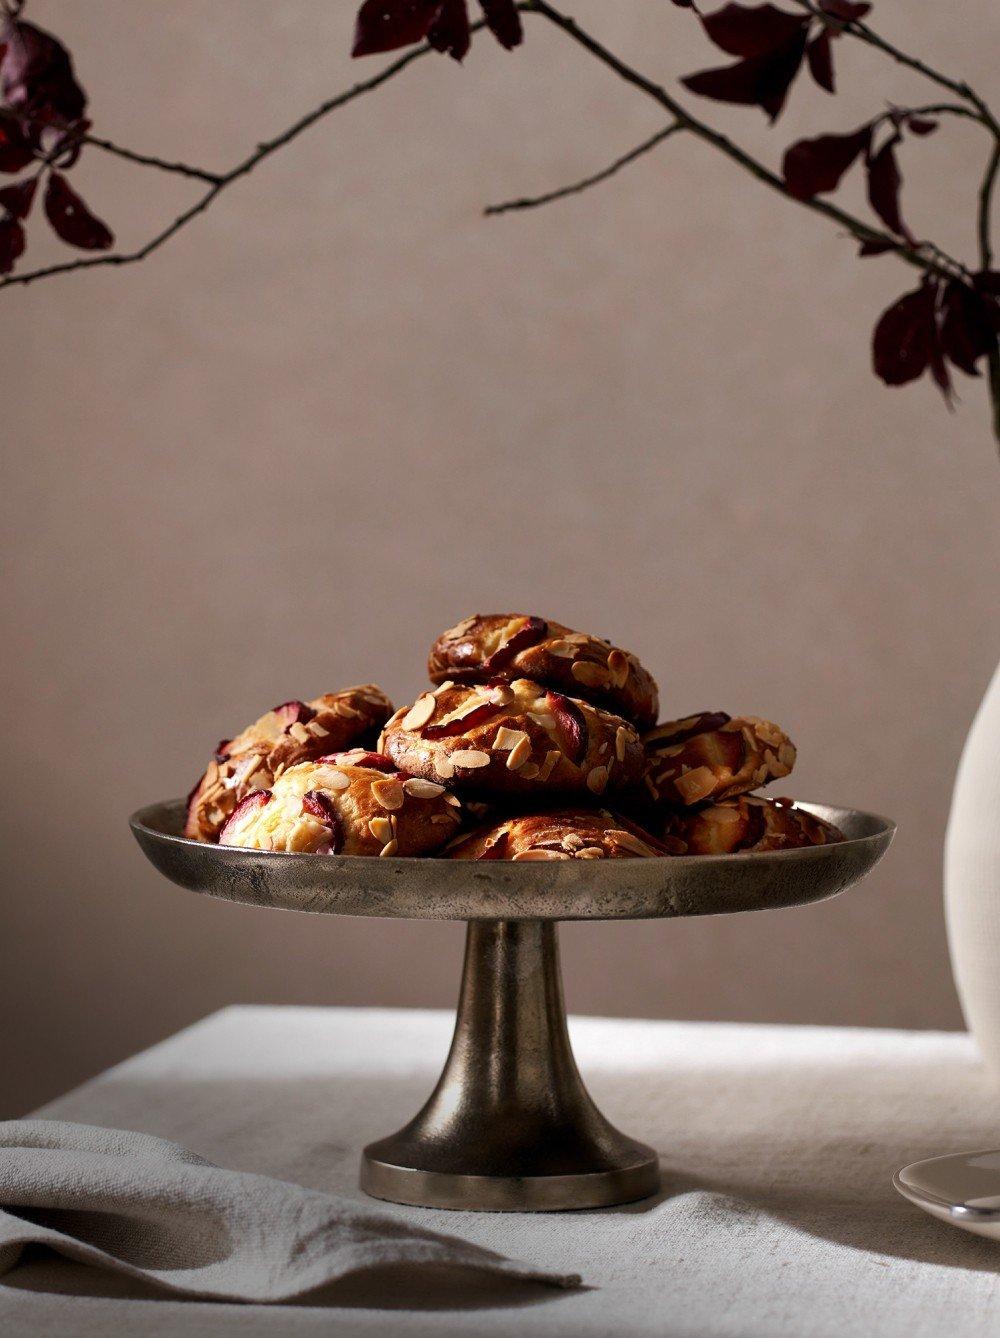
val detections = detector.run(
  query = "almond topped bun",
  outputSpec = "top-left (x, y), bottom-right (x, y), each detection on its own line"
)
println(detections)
top-left (446, 810), bottom-right (668, 861)
top-left (642, 711), bottom-right (796, 809)
top-left (217, 753), bottom-right (462, 856)
top-left (428, 614), bottom-right (659, 729)
top-left (380, 677), bottom-right (644, 799)
top-left (184, 685), bottom-right (393, 842)
top-left (660, 796), bottom-right (843, 855)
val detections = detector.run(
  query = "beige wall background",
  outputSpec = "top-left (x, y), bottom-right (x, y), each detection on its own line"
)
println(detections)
top-left (3, 2), bottom-right (998, 1115)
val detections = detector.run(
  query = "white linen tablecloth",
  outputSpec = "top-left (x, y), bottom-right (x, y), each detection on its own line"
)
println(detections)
top-left (3, 1006), bottom-right (1000, 1337)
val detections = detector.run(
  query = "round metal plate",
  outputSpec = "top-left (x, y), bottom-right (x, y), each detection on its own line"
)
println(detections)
top-left (130, 799), bottom-right (894, 922)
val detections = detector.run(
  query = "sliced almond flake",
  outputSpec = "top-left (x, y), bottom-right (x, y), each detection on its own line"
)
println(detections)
top-left (598, 742), bottom-right (609, 757)
top-left (547, 640), bottom-right (576, 658)
top-left (777, 743), bottom-right (796, 769)
top-left (562, 833), bottom-right (584, 850)
top-left (432, 680), bottom-right (455, 696)
top-left (404, 777), bottom-right (445, 799)
top-left (321, 769), bottom-right (351, 791)
top-left (332, 702), bottom-right (362, 719)
top-left (369, 816), bottom-right (393, 843)
top-left (306, 721), bottom-right (329, 738)
top-left (606, 829), bottom-right (652, 855)
top-left (431, 813), bottom-right (456, 824)
top-left (512, 848), bottom-right (571, 861)
top-left (506, 736), bottom-right (532, 771)
top-left (674, 766), bottom-right (718, 804)
top-left (644, 774), bottom-right (660, 800)
top-left (615, 727), bottom-right (629, 762)
top-left (528, 712), bottom-right (556, 731)
top-left (493, 725), bottom-right (527, 751)
top-left (575, 847), bottom-right (605, 859)
top-left (606, 649), bottom-right (630, 688)
top-left (586, 766), bottom-right (609, 794)
top-left (379, 839), bottom-right (399, 858)
top-left (372, 778), bottom-right (405, 810)
top-left (443, 792), bottom-right (461, 807)
top-left (538, 750), bottom-right (561, 782)
top-left (451, 749), bottom-right (491, 770)
top-left (571, 660), bottom-right (608, 688)
top-left (519, 762), bottom-right (540, 780)
top-left (401, 695), bottom-right (436, 731)
top-left (435, 755), bottom-right (455, 779)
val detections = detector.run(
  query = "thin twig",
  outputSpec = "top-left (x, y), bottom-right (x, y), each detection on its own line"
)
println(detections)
top-left (525, 0), bottom-right (962, 282)
top-left (0, 40), bottom-right (435, 289)
top-left (790, 0), bottom-right (998, 129)
top-left (484, 122), bottom-right (683, 215)
top-left (83, 135), bottom-right (223, 184)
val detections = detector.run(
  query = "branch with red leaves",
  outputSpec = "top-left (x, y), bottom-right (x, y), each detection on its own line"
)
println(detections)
top-left (0, 0), bottom-right (997, 446)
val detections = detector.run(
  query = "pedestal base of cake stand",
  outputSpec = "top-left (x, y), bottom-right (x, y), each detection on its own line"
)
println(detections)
top-left (360, 919), bottom-right (659, 1212)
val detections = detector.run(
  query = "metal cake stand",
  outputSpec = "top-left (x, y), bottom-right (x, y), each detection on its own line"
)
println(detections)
top-left (130, 799), bottom-right (894, 1213)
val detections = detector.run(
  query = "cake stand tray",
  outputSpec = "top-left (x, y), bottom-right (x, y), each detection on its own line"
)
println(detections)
top-left (131, 800), bottom-right (893, 1212)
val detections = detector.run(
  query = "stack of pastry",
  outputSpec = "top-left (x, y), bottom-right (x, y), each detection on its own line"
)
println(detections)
top-left (183, 613), bottom-right (842, 860)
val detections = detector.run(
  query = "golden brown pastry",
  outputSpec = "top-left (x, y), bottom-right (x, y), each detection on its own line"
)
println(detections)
top-left (217, 753), bottom-right (462, 856)
top-left (447, 809), bottom-right (667, 861)
top-left (380, 677), bottom-right (644, 798)
top-left (642, 711), bottom-right (796, 808)
top-left (428, 614), bottom-right (658, 729)
top-left (185, 686), bottom-right (393, 842)
top-left (661, 795), bottom-right (843, 855)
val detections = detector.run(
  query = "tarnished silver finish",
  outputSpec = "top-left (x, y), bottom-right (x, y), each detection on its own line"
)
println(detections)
top-left (130, 800), bottom-right (893, 922)
top-left (362, 920), bottom-right (659, 1211)
top-left (130, 799), bottom-right (894, 1211)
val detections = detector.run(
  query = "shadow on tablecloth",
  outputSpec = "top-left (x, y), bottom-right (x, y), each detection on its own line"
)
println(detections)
top-left (27, 1035), bottom-right (1000, 1295)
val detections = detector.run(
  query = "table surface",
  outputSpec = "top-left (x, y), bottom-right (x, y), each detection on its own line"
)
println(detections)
top-left (4, 1007), bottom-right (1000, 1337)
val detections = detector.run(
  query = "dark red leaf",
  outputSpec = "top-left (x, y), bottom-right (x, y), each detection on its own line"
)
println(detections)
top-left (0, 112), bottom-right (33, 173)
top-left (781, 125), bottom-right (870, 200)
top-left (699, 3), bottom-right (806, 57)
top-left (478, 0), bottom-right (522, 49)
top-left (0, 214), bottom-right (25, 274)
top-left (940, 280), bottom-right (1000, 377)
top-left (818, 0), bottom-right (871, 20)
top-left (683, 29), bottom-right (807, 121)
top-left (858, 236), bottom-right (897, 256)
top-left (805, 29), bottom-right (834, 91)
top-left (0, 174), bottom-right (36, 218)
top-left (351, 0), bottom-right (440, 56)
top-left (427, 0), bottom-right (470, 60)
top-left (43, 171), bottom-right (113, 250)
top-left (906, 115), bottom-right (937, 136)
top-left (866, 134), bottom-right (909, 239)
top-left (972, 271), bottom-right (1000, 296)
top-left (872, 281), bottom-right (937, 387)
top-left (0, 19), bottom-right (86, 128)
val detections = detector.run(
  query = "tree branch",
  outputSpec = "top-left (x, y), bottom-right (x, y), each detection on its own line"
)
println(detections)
top-left (0, 39), bottom-right (435, 289)
top-left (484, 122), bottom-right (683, 215)
top-left (524, 1), bottom-right (964, 282)
top-left (790, 0), bottom-right (998, 130)
top-left (83, 134), bottom-right (223, 184)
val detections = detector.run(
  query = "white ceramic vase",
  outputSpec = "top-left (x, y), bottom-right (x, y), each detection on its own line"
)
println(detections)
top-left (945, 660), bottom-right (1000, 1080)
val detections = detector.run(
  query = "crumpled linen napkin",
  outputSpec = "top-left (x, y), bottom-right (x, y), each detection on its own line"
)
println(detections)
top-left (0, 1121), bottom-right (580, 1303)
